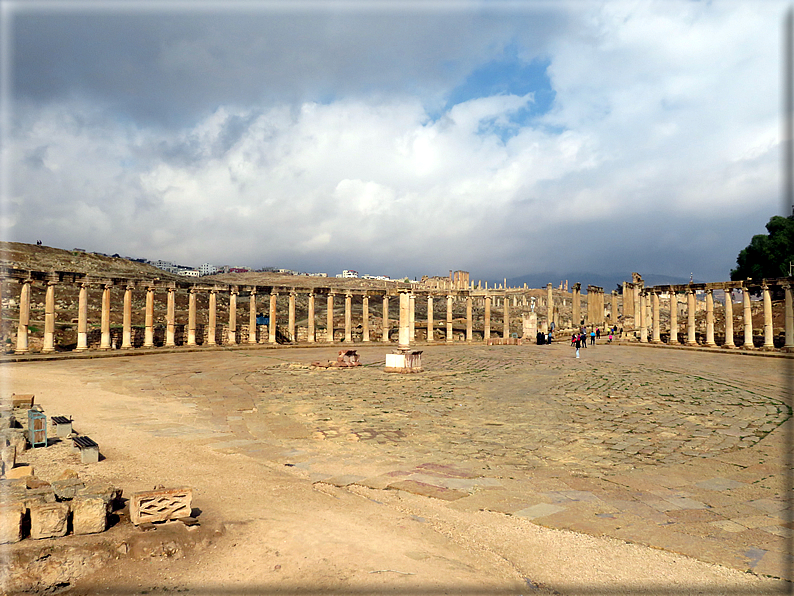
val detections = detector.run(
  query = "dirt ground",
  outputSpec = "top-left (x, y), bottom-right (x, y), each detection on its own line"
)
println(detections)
top-left (0, 343), bottom-right (788, 595)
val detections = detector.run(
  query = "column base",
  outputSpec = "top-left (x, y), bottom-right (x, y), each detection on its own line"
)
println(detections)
top-left (74, 346), bottom-right (88, 352)
top-left (14, 349), bottom-right (30, 355)
top-left (41, 349), bottom-right (56, 354)
top-left (686, 342), bottom-right (698, 347)
top-left (705, 342), bottom-right (717, 348)
top-left (722, 343), bottom-right (735, 349)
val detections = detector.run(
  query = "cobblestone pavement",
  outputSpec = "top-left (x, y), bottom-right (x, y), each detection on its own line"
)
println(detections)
top-left (16, 342), bottom-right (794, 580)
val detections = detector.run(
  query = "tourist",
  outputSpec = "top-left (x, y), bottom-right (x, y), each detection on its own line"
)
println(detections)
top-left (590, 330), bottom-right (596, 345)
top-left (574, 334), bottom-right (581, 358)
top-left (596, 328), bottom-right (600, 340)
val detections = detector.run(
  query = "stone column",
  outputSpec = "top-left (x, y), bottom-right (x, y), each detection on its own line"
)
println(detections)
top-left (228, 288), bottom-right (238, 345)
top-left (288, 292), bottom-right (296, 342)
top-left (399, 291), bottom-right (410, 349)
top-left (503, 294), bottom-right (510, 339)
top-left (484, 294), bottom-right (491, 342)
top-left (705, 289), bottom-right (716, 347)
top-left (623, 282), bottom-right (634, 321)
top-left (446, 294), bottom-right (454, 343)
top-left (723, 289), bottom-right (735, 348)
top-left (638, 292), bottom-right (648, 343)
top-left (633, 288), bottom-right (641, 332)
top-left (165, 287), bottom-right (176, 347)
top-left (307, 293), bottom-right (316, 343)
top-left (99, 284), bottom-right (111, 350)
top-left (75, 282), bottom-right (88, 352)
top-left (785, 283), bottom-right (794, 350)
top-left (466, 295), bottom-right (473, 343)
top-left (762, 283), bottom-right (774, 349)
top-left (15, 280), bottom-right (31, 354)
top-left (651, 291), bottom-right (660, 343)
top-left (426, 295), bottom-right (434, 342)
top-left (344, 292), bottom-right (353, 343)
top-left (611, 291), bottom-right (618, 328)
top-left (382, 295), bottom-right (389, 343)
top-left (572, 283), bottom-right (581, 326)
top-left (122, 285), bottom-right (133, 349)
top-left (546, 283), bottom-right (553, 330)
top-left (669, 291), bottom-right (678, 345)
top-left (270, 293), bottom-right (278, 344)
top-left (248, 290), bottom-right (258, 344)
top-left (144, 287), bottom-right (155, 347)
top-left (362, 295), bottom-right (370, 342)
top-left (409, 294), bottom-right (416, 342)
top-left (248, 288), bottom-right (256, 344)
top-left (686, 288), bottom-right (697, 345)
top-left (207, 290), bottom-right (217, 346)
top-left (326, 293), bottom-right (334, 342)
top-left (187, 289), bottom-right (197, 346)
top-left (742, 286), bottom-right (753, 348)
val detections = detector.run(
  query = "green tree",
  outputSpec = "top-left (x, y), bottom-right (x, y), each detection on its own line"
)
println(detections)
top-left (731, 215), bottom-right (794, 280)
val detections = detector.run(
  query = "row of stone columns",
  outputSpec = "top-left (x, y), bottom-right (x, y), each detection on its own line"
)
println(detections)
top-left (11, 280), bottom-right (500, 354)
top-left (636, 285), bottom-right (794, 349)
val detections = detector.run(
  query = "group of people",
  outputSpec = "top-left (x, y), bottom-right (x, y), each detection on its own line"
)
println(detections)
top-left (571, 325), bottom-right (620, 358)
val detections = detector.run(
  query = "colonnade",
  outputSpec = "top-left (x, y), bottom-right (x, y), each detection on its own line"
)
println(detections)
top-left (6, 269), bottom-right (518, 354)
top-left (6, 267), bottom-right (794, 354)
top-left (633, 281), bottom-right (794, 350)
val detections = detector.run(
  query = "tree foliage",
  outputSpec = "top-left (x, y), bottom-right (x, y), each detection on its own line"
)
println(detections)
top-left (731, 215), bottom-right (794, 281)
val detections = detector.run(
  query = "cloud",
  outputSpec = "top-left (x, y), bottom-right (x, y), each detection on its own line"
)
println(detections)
top-left (3, 1), bottom-right (787, 283)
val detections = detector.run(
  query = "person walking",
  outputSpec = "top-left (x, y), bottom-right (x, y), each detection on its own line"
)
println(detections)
top-left (574, 334), bottom-right (581, 358)
top-left (590, 330), bottom-right (596, 345)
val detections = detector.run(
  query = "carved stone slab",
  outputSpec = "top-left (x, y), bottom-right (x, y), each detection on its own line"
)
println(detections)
top-left (130, 487), bottom-right (192, 525)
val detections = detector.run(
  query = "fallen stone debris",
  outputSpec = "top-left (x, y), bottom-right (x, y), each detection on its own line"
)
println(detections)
top-left (311, 349), bottom-right (362, 368)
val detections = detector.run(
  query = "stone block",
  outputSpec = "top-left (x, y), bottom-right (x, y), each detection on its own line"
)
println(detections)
top-left (130, 487), bottom-right (192, 525)
top-left (6, 464), bottom-right (33, 479)
top-left (0, 503), bottom-right (24, 544)
top-left (52, 478), bottom-right (85, 501)
top-left (71, 495), bottom-right (108, 535)
top-left (1, 429), bottom-right (27, 454)
top-left (78, 482), bottom-right (121, 508)
top-left (30, 501), bottom-right (69, 539)
top-left (1, 445), bottom-right (15, 469)
top-left (11, 394), bottom-right (34, 409)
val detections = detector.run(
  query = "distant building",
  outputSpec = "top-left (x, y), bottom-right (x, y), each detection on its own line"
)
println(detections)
top-left (342, 270), bottom-right (359, 278)
top-left (308, 272), bottom-right (328, 277)
top-left (199, 263), bottom-right (217, 276)
top-left (179, 269), bottom-right (200, 277)
top-left (229, 267), bottom-right (250, 273)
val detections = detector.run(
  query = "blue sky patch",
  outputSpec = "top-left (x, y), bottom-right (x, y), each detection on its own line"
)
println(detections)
top-left (439, 44), bottom-right (556, 141)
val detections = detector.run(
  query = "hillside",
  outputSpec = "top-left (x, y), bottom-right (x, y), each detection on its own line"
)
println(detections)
top-left (0, 242), bottom-right (182, 280)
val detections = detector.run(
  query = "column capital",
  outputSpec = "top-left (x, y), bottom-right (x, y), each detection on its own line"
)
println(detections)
top-left (230, 286), bottom-right (239, 295)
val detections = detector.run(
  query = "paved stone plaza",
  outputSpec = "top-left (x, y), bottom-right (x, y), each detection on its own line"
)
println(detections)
top-left (6, 341), bottom-right (793, 584)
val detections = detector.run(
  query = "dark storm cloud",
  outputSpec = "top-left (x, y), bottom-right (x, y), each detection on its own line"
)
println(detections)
top-left (12, 6), bottom-right (567, 128)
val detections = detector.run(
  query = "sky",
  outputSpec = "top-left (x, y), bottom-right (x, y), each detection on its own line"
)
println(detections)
top-left (0, 0), bottom-right (788, 284)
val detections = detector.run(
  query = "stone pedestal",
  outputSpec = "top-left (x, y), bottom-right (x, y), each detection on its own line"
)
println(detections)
top-left (384, 349), bottom-right (423, 373)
